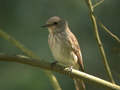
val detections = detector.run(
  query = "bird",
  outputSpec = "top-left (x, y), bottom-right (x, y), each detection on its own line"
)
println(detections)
top-left (42, 16), bottom-right (85, 90)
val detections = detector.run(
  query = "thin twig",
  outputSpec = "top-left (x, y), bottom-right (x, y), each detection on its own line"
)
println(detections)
top-left (0, 29), bottom-right (61, 90)
top-left (93, 0), bottom-right (104, 8)
top-left (0, 54), bottom-right (120, 90)
top-left (96, 19), bottom-right (120, 43)
top-left (84, 0), bottom-right (115, 83)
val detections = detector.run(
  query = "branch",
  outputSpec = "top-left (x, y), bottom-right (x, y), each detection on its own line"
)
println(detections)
top-left (0, 29), bottom-right (61, 90)
top-left (84, 0), bottom-right (115, 83)
top-left (93, 0), bottom-right (104, 9)
top-left (0, 54), bottom-right (120, 90)
top-left (96, 18), bottom-right (120, 43)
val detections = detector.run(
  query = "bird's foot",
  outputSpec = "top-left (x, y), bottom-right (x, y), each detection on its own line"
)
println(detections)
top-left (64, 66), bottom-right (73, 72)
top-left (64, 66), bottom-right (73, 77)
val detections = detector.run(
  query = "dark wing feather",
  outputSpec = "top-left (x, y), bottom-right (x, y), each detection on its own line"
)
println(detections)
top-left (67, 30), bottom-right (84, 72)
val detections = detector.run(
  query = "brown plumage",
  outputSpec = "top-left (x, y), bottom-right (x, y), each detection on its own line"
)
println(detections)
top-left (43, 16), bottom-right (85, 90)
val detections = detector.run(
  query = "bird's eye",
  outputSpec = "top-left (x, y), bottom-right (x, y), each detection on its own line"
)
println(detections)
top-left (53, 22), bottom-right (58, 25)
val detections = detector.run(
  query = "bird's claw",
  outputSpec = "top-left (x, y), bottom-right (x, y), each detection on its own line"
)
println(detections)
top-left (64, 66), bottom-right (75, 78)
top-left (64, 66), bottom-right (73, 72)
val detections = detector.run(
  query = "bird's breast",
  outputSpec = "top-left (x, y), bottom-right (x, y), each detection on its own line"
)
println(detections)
top-left (48, 34), bottom-right (65, 60)
top-left (48, 33), bottom-right (77, 66)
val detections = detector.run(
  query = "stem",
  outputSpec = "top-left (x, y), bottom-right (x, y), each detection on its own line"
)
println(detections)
top-left (97, 19), bottom-right (120, 43)
top-left (84, 0), bottom-right (115, 83)
top-left (0, 29), bottom-right (61, 90)
top-left (93, 0), bottom-right (104, 8)
top-left (0, 54), bottom-right (120, 90)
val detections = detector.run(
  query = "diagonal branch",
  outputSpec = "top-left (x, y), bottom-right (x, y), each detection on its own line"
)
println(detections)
top-left (84, 0), bottom-right (115, 83)
top-left (0, 29), bottom-right (61, 90)
top-left (93, 0), bottom-right (104, 9)
top-left (96, 18), bottom-right (120, 43)
top-left (0, 54), bottom-right (120, 90)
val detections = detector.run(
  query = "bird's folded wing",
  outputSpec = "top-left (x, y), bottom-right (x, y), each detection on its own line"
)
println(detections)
top-left (67, 30), bottom-right (84, 72)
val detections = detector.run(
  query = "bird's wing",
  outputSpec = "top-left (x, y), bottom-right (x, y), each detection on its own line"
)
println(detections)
top-left (67, 30), bottom-right (84, 72)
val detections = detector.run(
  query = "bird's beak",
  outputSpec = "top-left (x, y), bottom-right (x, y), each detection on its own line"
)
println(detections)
top-left (41, 24), bottom-right (54, 28)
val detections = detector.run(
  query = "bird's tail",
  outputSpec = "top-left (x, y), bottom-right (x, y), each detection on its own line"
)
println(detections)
top-left (74, 78), bottom-right (85, 90)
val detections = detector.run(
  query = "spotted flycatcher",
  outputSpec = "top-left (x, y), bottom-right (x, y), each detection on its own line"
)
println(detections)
top-left (42, 16), bottom-right (85, 90)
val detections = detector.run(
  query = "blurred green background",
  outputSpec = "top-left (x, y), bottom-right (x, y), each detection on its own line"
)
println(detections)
top-left (0, 0), bottom-right (120, 90)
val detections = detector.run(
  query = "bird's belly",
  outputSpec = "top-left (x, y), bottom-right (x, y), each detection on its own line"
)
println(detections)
top-left (50, 41), bottom-right (75, 66)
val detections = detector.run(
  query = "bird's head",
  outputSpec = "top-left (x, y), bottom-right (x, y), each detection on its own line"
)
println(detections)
top-left (41, 16), bottom-right (68, 33)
